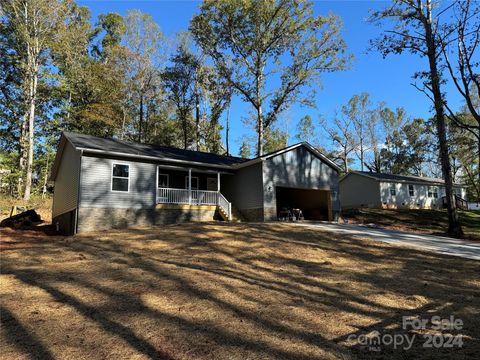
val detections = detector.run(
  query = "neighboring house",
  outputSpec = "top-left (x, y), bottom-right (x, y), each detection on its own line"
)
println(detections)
top-left (340, 171), bottom-right (467, 210)
top-left (51, 132), bottom-right (341, 234)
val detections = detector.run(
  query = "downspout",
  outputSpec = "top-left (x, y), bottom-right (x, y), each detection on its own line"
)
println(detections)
top-left (75, 149), bottom-right (83, 235)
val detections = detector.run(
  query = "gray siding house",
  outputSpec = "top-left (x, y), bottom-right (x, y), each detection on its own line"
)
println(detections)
top-left (51, 132), bottom-right (341, 234)
top-left (340, 171), bottom-right (467, 210)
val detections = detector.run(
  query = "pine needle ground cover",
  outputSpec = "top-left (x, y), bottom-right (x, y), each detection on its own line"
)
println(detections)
top-left (1, 223), bottom-right (479, 359)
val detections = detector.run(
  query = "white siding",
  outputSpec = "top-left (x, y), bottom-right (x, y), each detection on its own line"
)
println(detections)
top-left (379, 182), bottom-right (443, 209)
top-left (380, 182), bottom-right (467, 209)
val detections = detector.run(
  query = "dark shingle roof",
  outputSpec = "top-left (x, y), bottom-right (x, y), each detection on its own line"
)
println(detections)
top-left (64, 132), bottom-right (247, 166)
top-left (352, 171), bottom-right (463, 186)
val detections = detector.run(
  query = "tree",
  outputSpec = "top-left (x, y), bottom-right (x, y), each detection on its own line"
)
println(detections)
top-left (238, 140), bottom-right (251, 159)
top-left (320, 113), bottom-right (355, 173)
top-left (440, 0), bottom-right (480, 188)
top-left (380, 117), bottom-right (435, 176)
top-left (263, 127), bottom-right (288, 154)
top-left (122, 10), bottom-right (165, 143)
top-left (448, 112), bottom-right (479, 201)
top-left (1, 0), bottom-right (72, 200)
top-left (52, 9), bottom-right (127, 138)
top-left (342, 93), bottom-right (379, 171)
top-left (162, 43), bottom-right (199, 149)
top-left (191, 0), bottom-right (349, 156)
top-left (371, 0), bottom-right (463, 237)
top-left (94, 12), bottom-right (126, 62)
top-left (295, 115), bottom-right (315, 143)
top-left (201, 66), bottom-right (232, 154)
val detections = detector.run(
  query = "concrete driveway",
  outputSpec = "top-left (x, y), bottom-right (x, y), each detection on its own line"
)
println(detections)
top-left (297, 222), bottom-right (480, 261)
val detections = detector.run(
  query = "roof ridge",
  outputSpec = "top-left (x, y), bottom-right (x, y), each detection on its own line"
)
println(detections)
top-left (64, 131), bottom-right (248, 161)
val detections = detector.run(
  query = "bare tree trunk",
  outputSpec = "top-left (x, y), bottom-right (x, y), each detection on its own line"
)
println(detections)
top-left (23, 65), bottom-right (38, 201)
top-left (181, 109), bottom-right (188, 150)
top-left (256, 68), bottom-right (264, 156)
top-left (423, 0), bottom-right (463, 237)
top-left (17, 113), bottom-right (28, 197)
top-left (257, 105), bottom-right (263, 156)
top-left (138, 94), bottom-right (143, 143)
top-left (226, 105), bottom-right (230, 156)
top-left (195, 91), bottom-right (200, 151)
top-left (120, 107), bottom-right (126, 140)
top-left (42, 152), bottom-right (49, 198)
top-left (360, 142), bottom-right (364, 171)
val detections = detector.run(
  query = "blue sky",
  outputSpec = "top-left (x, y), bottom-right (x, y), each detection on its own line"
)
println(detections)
top-left (78, 0), bottom-right (464, 156)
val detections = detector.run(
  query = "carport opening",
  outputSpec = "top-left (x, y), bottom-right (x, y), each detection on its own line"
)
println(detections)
top-left (275, 186), bottom-right (331, 221)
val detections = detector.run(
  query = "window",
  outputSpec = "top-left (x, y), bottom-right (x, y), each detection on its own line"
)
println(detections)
top-left (428, 187), bottom-right (433, 198)
top-left (390, 185), bottom-right (396, 196)
top-left (112, 163), bottom-right (129, 192)
top-left (408, 184), bottom-right (415, 197)
top-left (185, 176), bottom-right (199, 189)
top-left (157, 172), bottom-right (169, 188)
top-left (433, 188), bottom-right (438, 199)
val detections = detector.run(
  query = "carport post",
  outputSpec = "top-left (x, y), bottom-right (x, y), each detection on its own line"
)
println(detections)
top-left (188, 168), bottom-right (192, 204)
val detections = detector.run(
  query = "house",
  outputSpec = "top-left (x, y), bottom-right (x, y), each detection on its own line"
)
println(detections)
top-left (50, 132), bottom-right (341, 234)
top-left (340, 171), bottom-right (468, 210)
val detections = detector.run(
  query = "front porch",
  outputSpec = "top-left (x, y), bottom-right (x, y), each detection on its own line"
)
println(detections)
top-left (156, 166), bottom-right (232, 220)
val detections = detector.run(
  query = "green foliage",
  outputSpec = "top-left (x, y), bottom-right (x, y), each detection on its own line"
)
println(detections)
top-left (95, 13), bottom-right (126, 58)
top-left (263, 128), bottom-right (288, 154)
top-left (380, 117), bottom-right (435, 176)
top-left (295, 115), bottom-right (315, 143)
top-left (238, 141), bottom-right (252, 159)
top-left (191, 0), bottom-right (350, 155)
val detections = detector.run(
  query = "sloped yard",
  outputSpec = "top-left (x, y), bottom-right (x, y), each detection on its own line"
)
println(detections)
top-left (342, 208), bottom-right (480, 241)
top-left (1, 223), bottom-right (479, 359)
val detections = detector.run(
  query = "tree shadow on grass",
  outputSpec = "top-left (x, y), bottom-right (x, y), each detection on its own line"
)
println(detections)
top-left (1, 223), bottom-right (479, 359)
top-left (0, 306), bottom-right (55, 360)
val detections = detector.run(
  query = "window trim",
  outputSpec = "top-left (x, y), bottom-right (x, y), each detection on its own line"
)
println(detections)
top-left (111, 162), bottom-right (130, 193)
top-left (389, 184), bottom-right (396, 196)
top-left (408, 184), bottom-right (415, 197)
top-left (157, 168), bottom-right (169, 189)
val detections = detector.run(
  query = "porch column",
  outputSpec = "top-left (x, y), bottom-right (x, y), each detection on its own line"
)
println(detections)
top-left (188, 168), bottom-right (192, 204)
top-left (217, 172), bottom-right (220, 192)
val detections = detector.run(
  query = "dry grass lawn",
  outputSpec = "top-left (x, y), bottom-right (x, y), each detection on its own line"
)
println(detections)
top-left (342, 208), bottom-right (480, 241)
top-left (1, 222), bottom-right (479, 359)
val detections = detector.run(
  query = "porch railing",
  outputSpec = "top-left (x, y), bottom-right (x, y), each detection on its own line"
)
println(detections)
top-left (157, 187), bottom-right (231, 220)
top-left (442, 194), bottom-right (468, 210)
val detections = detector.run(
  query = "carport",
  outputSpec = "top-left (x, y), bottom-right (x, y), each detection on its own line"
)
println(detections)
top-left (275, 186), bottom-right (332, 221)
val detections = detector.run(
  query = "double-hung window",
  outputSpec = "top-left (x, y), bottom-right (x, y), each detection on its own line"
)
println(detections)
top-left (158, 171), bottom-right (169, 188)
top-left (428, 187), bottom-right (433, 198)
top-left (433, 188), bottom-right (438, 199)
top-left (390, 185), bottom-right (396, 196)
top-left (408, 185), bottom-right (415, 197)
top-left (112, 163), bottom-right (129, 192)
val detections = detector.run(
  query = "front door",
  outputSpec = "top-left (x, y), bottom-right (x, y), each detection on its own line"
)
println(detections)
top-left (207, 177), bottom-right (218, 191)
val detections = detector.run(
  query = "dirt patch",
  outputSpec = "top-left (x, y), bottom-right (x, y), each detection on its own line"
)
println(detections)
top-left (1, 223), bottom-right (479, 359)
